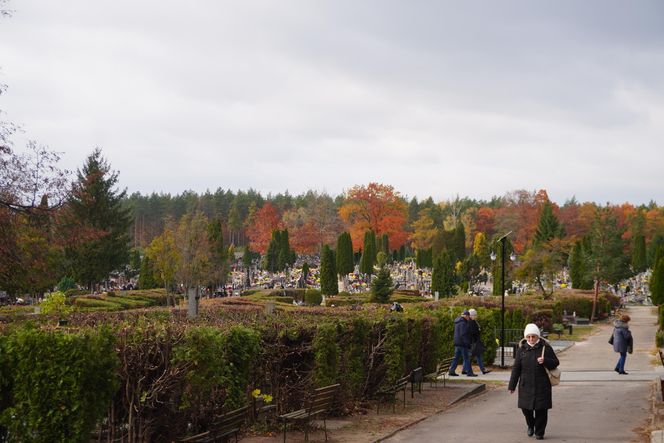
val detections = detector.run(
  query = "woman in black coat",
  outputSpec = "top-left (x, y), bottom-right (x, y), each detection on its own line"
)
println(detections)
top-left (508, 323), bottom-right (560, 440)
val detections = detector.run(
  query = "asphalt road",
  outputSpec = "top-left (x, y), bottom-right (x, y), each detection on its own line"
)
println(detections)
top-left (383, 306), bottom-right (659, 443)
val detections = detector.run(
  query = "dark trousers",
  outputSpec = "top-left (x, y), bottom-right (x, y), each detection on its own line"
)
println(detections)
top-left (521, 408), bottom-right (548, 437)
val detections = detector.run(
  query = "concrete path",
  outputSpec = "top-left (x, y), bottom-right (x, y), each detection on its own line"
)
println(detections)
top-left (383, 306), bottom-right (659, 442)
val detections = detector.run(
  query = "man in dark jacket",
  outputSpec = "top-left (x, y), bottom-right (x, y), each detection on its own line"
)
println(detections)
top-left (448, 310), bottom-right (476, 377)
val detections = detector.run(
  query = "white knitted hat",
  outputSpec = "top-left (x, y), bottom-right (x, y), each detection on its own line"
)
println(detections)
top-left (523, 323), bottom-right (540, 338)
top-left (468, 308), bottom-right (477, 318)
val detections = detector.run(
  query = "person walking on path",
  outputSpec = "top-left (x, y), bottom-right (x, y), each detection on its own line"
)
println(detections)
top-left (611, 314), bottom-right (633, 375)
top-left (508, 323), bottom-right (559, 440)
top-left (449, 310), bottom-right (477, 377)
top-left (467, 308), bottom-right (491, 374)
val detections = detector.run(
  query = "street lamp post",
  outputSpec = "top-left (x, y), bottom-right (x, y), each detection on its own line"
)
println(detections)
top-left (491, 231), bottom-right (513, 368)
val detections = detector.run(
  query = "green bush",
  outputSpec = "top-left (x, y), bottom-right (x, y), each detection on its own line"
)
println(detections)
top-left (313, 323), bottom-right (340, 387)
top-left (40, 291), bottom-right (73, 317)
top-left (269, 289), bottom-right (307, 301)
top-left (72, 297), bottom-right (123, 310)
top-left (304, 289), bottom-right (323, 306)
top-left (657, 330), bottom-right (664, 348)
top-left (0, 325), bottom-right (118, 443)
top-left (56, 276), bottom-right (76, 292)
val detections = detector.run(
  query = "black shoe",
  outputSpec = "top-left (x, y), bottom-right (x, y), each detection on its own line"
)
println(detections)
top-left (527, 427), bottom-right (534, 437)
top-left (466, 373), bottom-right (478, 377)
top-left (461, 371), bottom-right (467, 375)
top-left (614, 368), bottom-right (619, 373)
top-left (482, 369), bottom-right (492, 374)
top-left (449, 372), bottom-right (459, 376)
top-left (535, 435), bottom-right (544, 440)
top-left (619, 371), bottom-right (628, 375)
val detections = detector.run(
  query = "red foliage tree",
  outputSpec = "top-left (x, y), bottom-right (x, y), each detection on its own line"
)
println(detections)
top-left (339, 183), bottom-right (408, 251)
top-left (246, 202), bottom-right (282, 254)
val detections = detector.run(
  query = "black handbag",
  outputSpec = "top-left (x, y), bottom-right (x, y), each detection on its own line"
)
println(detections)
top-left (608, 334), bottom-right (614, 345)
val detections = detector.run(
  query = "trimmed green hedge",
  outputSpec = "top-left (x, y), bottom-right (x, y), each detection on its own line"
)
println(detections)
top-left (0, 325), bottom-right (118, 443)
top-left (0, 297), bottom-right (552, 440)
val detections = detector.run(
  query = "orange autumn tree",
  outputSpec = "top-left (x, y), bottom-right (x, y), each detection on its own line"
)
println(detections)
top-left (339, 183), bottom-right (409, 251)
top-left (247, 202), bottom-right (282, 254)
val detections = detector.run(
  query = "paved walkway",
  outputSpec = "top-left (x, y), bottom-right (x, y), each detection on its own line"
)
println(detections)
top-left (384, 306), bottom-right (659, 442)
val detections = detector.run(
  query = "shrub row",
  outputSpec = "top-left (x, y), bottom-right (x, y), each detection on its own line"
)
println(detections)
top-left (0, 302), bottom-right (533, 442)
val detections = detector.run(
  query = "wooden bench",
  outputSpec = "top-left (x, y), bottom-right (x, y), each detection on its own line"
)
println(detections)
top-left (425, 357), bottom-right (454, 388)
top-left (375, 374), bottom-right (410, 413)
top-left (177, 405), bottom-right (249, 443)
top-left (278, 383), bottom-right (340, 443)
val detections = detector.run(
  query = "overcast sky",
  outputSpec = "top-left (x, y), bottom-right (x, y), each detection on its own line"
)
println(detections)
top-left (1, 1), bottom-right (663, 204)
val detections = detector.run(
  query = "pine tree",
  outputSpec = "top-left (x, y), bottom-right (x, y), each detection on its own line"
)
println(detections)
top-left (64, 149), bottom-right (131, 289)
top-left (432, 250), bottom-right (455, 296)
top-left (320, 245), bottom-right (338, 295)
top-left (533, 201), bottom-right (563, 245)
top-left (588, 207), bottom-right (630, 321)
top-left (631, 234), bottom-right (647, 274)
top-left (371, 264), bottom-right (393, 303)
top-left (336, 232), bottom-right (354, 276)
top-left (399, 245), bottom-right (406, 261)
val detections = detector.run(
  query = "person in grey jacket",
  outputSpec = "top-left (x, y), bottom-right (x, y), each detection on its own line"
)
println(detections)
top-left (509, 323), bottom-right (559, 440)
top-left (612, 314), bottom-right (633, 375)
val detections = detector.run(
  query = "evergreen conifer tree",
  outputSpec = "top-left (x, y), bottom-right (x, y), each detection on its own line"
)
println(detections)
top-left (336, 232), bottom-right (354, 276)
top-left (207, 218), bottom-right (228, 288)
top-left (569, 239), bottom-right (593, 290)
top-left (277, 229), bottom-right (294, 270)
top-left (320, 245), bottom-right (338, 295)
top-left (632, 234), bottom-right (647, 274)
top-left (138, 255), bottom-right (161, 289)
top-left (533, 201), bottom-right (563, 245)
top-left (371, 263), bottom-right (393, 303)
top-left (265, 230), bottom-right (280, 272)
top-left (649, 235), bottom-right (664, 268)
top-left (453, 222), bottom-right (466, 262)
top-left (650, 247), bottom-right (664, 305)
top-left (360, 230), bottom-right (376, 275)
top-left (432, 250), bottom-right (455, 296)
top-left (242, 246), bottom-right (253, 268)
top-left (65, 149), bottom-right (131, 289)
top-left (381, 233), bottom-right (390, 256)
